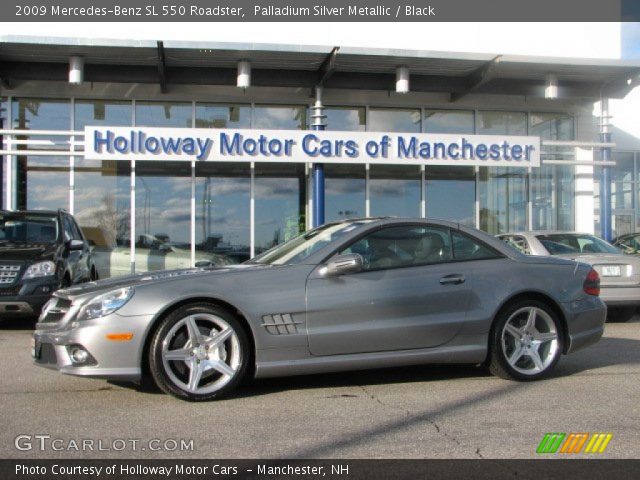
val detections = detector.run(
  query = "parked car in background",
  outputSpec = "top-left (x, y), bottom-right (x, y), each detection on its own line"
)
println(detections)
top-left (612, 233), bottom-right (640, 255)
top-left (498, 231), bottom-right (640, 322)
top-left (0, 210), bottom-right (97, 320)
top-left (34, 218), bottom-right (605, 401)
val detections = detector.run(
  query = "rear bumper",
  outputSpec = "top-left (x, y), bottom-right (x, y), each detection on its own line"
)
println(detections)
top-left (599, 285), bottom-right (640, 307)
top-left (563, 295), bottom-right (606, 354)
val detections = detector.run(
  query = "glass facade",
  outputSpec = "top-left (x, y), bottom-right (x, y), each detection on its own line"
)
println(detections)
top-left (595, 152), bottom-right (637, 238)
top-left (1, 99), bottom-right (582, 274)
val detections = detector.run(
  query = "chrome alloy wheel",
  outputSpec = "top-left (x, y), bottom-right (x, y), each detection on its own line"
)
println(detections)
top-left (500, 306), bottom-right (559, 376)
top-left (161, 313), bottom-right (241, 395)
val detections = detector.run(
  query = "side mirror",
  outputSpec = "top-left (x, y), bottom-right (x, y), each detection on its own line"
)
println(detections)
top-left (320, 253), bottom-right (364, 277)
top-left (195, 260), bottom-right (214, 268)
top-left (68, 239), bottom-right (85, 251)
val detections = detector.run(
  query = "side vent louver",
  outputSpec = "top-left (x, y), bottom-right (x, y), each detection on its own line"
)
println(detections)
top-left (261, 314), bottom-right (303, 335)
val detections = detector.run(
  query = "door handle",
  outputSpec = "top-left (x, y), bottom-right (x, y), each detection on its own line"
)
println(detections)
top-left (440, 274), bottom-right (465, 285)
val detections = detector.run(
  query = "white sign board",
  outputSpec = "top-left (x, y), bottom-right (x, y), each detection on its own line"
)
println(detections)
top-left (84, 127), bottom-right (540, 167)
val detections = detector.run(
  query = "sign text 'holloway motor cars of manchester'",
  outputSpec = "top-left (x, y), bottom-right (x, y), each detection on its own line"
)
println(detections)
top-left (84, 126), bottom-right (541, 167)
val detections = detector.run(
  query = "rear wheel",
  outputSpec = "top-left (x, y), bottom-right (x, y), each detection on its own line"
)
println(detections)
top-left (489, 300), bottom-right (562, 381)
top-left (149, 303), bottom-right (249, 401)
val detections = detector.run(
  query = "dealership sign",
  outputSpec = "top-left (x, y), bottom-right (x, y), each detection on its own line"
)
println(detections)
top-left (84, 126), bottom-right (540, 167)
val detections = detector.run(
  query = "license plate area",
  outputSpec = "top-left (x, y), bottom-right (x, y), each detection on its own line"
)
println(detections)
top-left (601, 265), bottom-right (621, 277)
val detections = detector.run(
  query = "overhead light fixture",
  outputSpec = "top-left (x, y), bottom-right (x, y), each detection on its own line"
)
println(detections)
top-left (237, 60), bottom-right (251, 88)
top-left (69, 56), bottom-right (84, 85)
top-left (396, 65), bottom-right (410, 94)
top-left (545, 73), bottom-right (558, 99)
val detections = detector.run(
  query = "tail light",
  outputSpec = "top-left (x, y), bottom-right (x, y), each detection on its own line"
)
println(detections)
top-left (583, 268), bottom-right (600, 296)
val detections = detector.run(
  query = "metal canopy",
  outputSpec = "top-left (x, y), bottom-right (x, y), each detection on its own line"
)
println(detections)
top-left (1, 36), bottom-right (639, 99)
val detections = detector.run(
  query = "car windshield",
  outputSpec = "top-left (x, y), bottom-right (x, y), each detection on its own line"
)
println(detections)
top-left (0, 213), bottom-right (59, 244)
top-left (536, 233), bottom-right (620, 255)
top-left (250, 220), bottom-right (374, 266)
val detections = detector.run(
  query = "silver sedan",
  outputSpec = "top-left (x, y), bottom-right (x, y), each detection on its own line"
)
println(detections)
top-left (498, 231), bottom-right (640, 322)
top-left (33, 219), bottom-right (605, 401)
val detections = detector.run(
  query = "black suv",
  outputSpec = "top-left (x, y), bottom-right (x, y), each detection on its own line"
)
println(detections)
top-left (0, 210), bottom-right (97, 319)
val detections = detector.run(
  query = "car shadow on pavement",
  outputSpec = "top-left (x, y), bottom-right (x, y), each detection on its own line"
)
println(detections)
top-left (0, 316), bottom-right (37, 330)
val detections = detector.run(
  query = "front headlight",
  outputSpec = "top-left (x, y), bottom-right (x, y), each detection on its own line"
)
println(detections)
top-left (77, 287), bottom-right (134, 321)
top-left (22, 261), bottom-right (56, 279)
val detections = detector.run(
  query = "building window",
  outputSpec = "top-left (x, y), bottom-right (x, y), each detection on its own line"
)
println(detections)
top-left (368, 108), bottom-right (421, 132)
top-left (325, 107), bottom-right (366, 131)
top-left (426, 166), bottom-right (476, 225)
top-left (195, 104), bottom-right (250, 128)
top-left (530, 113), bottom-right (575, 231)
top-left (74, 100), bottom-right (132, 278)
top-left (195, 162), bottom-right (251, 264)
top-left (135, 101), bottom-right (192, 127)
top-left (596, 152), bottom-right (636, 238)
top-left (477, 111), bottom-right (528, 234)
top-left (253, 105), bottom-right (306, 130)
top-left (423, 109), bottom-right (474, 134)
top-left (135, 161), bottom-right (192, 272)
top-left (12, 98), bottom-right (70, 210)
top-left (254, 163), bottom-right (306, 255)
top-left (370, 165), bottom-right (421, 218)
top-left (325, 164), bottom-right (365, 222)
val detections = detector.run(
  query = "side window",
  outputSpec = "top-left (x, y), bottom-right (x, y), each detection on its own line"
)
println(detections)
top-left (340, 225), bottom-right (452, 271)
top-left (69, 217), bottom-right (85, 241)
top-left (452, 231), bottom-right (502, 261)
top-left (62, 216), bottom-right (74, 242)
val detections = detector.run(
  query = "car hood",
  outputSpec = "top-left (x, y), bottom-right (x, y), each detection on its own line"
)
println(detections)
top-left (57, 264), bottom-right (273, 299)
top-left (0, 243), bottom-right (58, 262)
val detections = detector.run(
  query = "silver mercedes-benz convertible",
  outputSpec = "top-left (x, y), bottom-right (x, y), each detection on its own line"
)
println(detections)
top-left (33, 218), bottom-right (606, 401)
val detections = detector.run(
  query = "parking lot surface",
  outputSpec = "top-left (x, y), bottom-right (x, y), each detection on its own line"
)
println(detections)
top-left (0, 317), bottom-right (638, 459)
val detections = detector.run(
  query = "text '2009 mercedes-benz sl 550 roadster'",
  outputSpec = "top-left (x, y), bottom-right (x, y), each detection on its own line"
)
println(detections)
top-left (33, 218), bottom-right (606, 401)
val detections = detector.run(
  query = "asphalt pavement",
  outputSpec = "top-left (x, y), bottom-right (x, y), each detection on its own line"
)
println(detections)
top-left (0, 316), bottom-right (638, 459)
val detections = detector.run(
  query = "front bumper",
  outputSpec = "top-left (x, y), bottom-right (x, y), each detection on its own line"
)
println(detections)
top-left (32, 312), bottom-right (154, 380)
top-left (563, 295), bottom-right (607, 354)
top-left (0, 278), bottom-right (60, 317)
top-left (599, 285), bottom-right (640, 307)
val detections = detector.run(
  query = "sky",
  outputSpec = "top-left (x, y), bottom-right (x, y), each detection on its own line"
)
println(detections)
top-left (622, 23), bottom-right (640, 59)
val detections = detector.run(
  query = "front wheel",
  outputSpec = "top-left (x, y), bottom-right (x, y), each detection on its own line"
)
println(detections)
top-left (489, 300), bottom-right (563, 381)
top-left (149, 304), bottom-right (250, 401)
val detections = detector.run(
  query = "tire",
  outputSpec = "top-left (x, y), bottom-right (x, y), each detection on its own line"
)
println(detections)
top-left (90, 267), bottom-right (99, 282)
top-left (148, 303), bottom-right (250, 401)
top-left (606, 307), bottom-right (635, 323)
top-left (489, 300), bottom-right (563, 381)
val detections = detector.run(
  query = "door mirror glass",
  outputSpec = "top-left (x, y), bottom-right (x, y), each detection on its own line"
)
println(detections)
top-left (68, 239), bottom-right (85, 251)
top-left (321, 253), bottom-right (364, 277)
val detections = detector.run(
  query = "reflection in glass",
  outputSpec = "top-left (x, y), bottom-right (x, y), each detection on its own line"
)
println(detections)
top-left (253, 105), bottom-right (306, 130)
top-left (75, 100), bottom-right (132, 128)
top-left (611, 153), bottom-right (634, 210)
top-left (135, 102), bottom-right (192, 127)
top-left (477, 111), bottom-right (527, 135)
top-left (325, 164), bottom-right (365, 222)
top-left (369, 108), bottom-right (421, 132)
top-left (195, 162), bottom-right (250, 264)
top-left (370, 165), bottom-right (420, 217)
top-left (423, 110), bottom-right (474, 134)
top-left (325, 107), bottom-right (366, 131)
top-left (135, 161), bottom-right (192, 272)
top-left (74, 160), bottom-right (131, 278)
top-left (426, 166), bottom-right (475, 225)
top-left (254, 163), bottom-right (306, 254)
top-left (195, 104), bottom-right (250, 129)
top-left (479, 167), bottom-right (528, 234)
top-left (12, 99), bottom-right (71, 210)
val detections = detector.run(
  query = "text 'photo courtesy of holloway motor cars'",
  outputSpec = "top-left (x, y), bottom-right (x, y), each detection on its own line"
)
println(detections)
top-left (31, 218), bottom-right (606, 401)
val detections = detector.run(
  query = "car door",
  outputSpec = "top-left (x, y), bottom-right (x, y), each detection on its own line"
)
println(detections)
top-left (305, 224), bottom-right (475, 356)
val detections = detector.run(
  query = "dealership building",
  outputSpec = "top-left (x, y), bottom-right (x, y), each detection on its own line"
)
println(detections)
top-left (1, 33), bottom-right (639, 277)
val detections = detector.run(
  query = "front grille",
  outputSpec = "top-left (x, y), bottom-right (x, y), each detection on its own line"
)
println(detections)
top-left (0, 264), bottom-right (21, 285)
top-left (39, 296), bottom-right (73, 323)
top-left (0, 286), bottom-right (21, 296)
